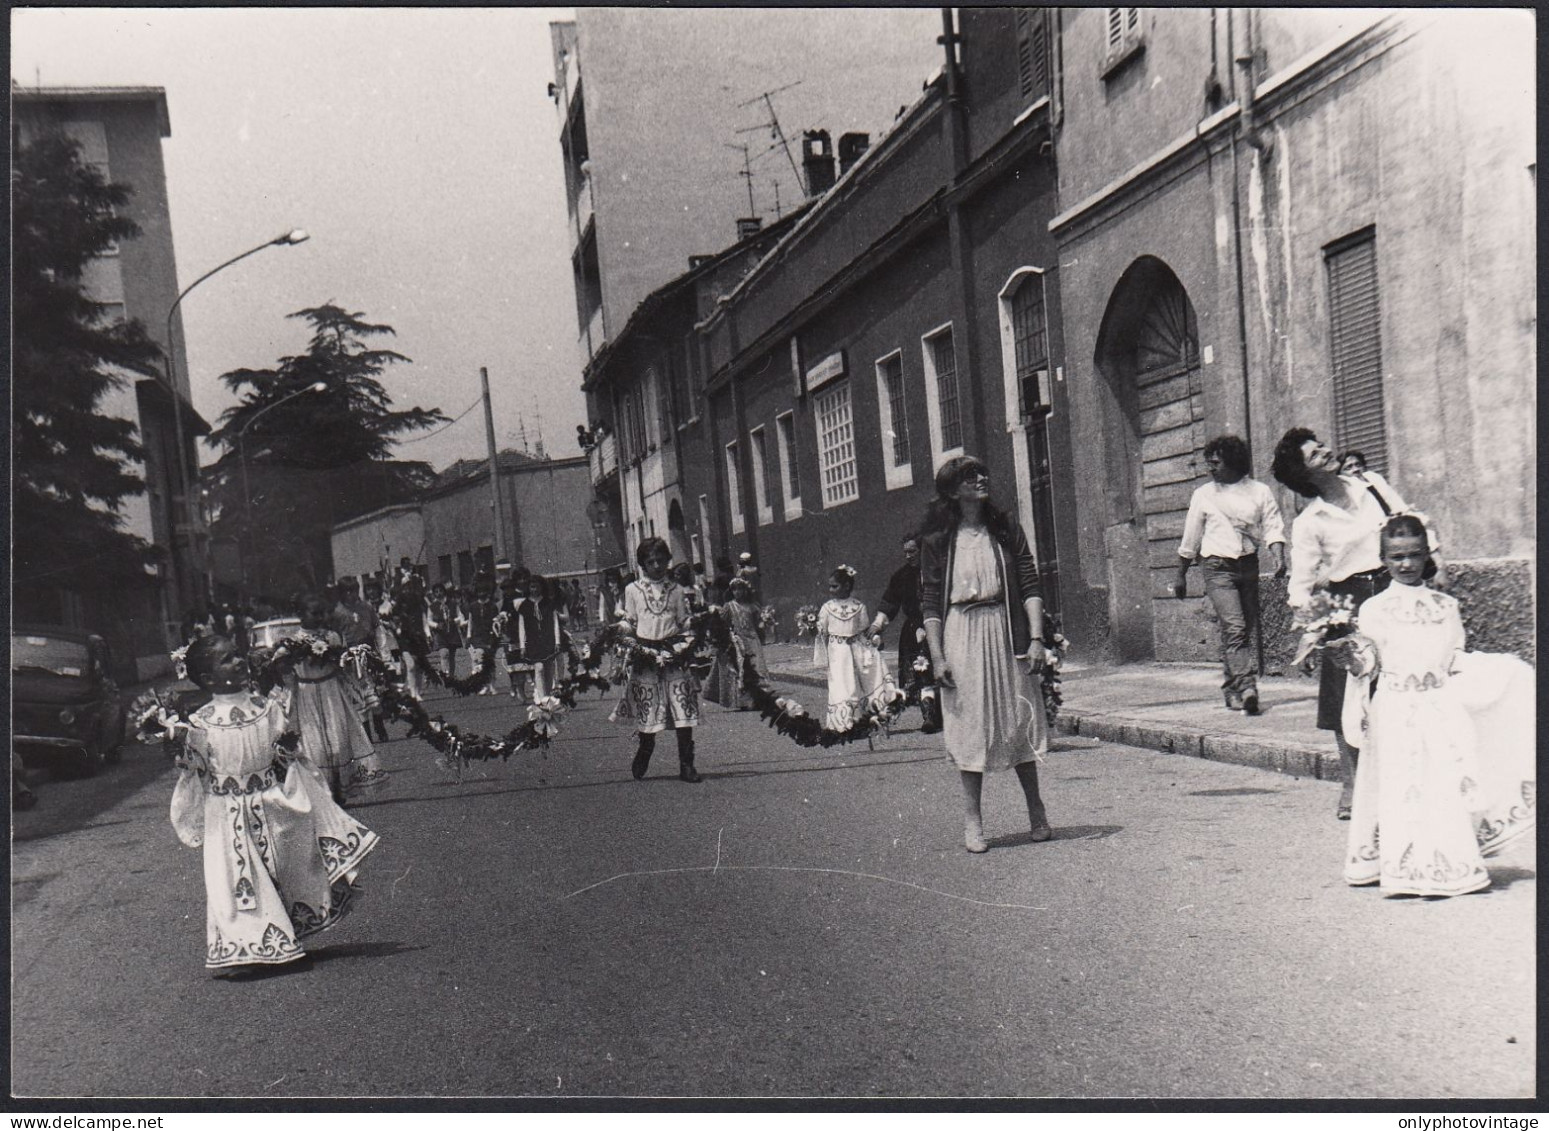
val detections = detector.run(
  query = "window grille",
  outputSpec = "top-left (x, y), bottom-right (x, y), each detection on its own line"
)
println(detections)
top-left (725, 441), bottom-right (744, 532)
top-left (880, 354), bottom-right (910, 466)
top-left (930, 331), bottom-right (962, 451)
top-left (777, 412), bottom-right (801, 504)
top-left (1326, 229), bottom-right (1387, 472)
top-left (750, 426), bottom-right (773, 524)
top-left (1011, 277), bottom-right (1050, 415)
top-left (814, 384), bottom-right (859, 507)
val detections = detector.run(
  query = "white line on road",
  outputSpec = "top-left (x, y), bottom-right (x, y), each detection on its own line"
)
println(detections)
top-left (564, 865), bottom-right (1047, 911)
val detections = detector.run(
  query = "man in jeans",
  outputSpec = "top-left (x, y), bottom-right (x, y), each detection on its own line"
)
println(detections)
top-left (1172, 434), bottom-right (1287, 715)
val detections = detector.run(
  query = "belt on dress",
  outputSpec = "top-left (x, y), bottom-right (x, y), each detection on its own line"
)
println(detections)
top-left (1379, 670), bottom-right (1446, 693)
top-left (208, 765), bottom-right (280, 796)
top-left (949, 599), bottom-right (1001, 612)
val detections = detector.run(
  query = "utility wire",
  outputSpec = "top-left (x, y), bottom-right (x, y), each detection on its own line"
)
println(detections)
top-left (394, 395), bottom-right (483, 445)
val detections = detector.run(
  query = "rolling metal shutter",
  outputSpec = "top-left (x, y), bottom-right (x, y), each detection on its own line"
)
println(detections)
top-left (1326, 230), bottom-right (1387, 472)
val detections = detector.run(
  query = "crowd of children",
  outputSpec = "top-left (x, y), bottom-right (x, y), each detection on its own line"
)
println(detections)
top-left (155, 491), bottom-right (1535, 978)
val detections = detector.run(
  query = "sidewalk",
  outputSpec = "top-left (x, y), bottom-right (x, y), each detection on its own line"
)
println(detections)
top-left (760, 641), bottom-right (1337, 783)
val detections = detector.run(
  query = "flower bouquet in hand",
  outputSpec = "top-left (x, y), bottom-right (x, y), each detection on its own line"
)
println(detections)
top-left (794, 605), bottom-right (820, 638)
top-left (1291, 591), bottom-right (1359, 667)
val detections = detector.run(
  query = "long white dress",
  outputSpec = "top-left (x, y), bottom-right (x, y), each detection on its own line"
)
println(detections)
top-left (939, 527), bottom-right (1046, 773)
top-left (171, 689), bottom-right (379, 968)
top-left (1342, 584), bottom-right (1536, 896)
top-left (814, 598), bottom-right (898, 731)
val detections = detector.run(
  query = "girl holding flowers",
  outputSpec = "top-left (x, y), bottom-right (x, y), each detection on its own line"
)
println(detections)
top-left (286, 597), bottom-right (385, 805)
top-left (1337, 515), bottom-right (1534, 896)
top-left (611, 537), bottom-right (704, 783)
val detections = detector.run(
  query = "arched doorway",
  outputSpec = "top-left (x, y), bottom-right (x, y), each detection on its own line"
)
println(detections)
top-left (1094, 257), bottom-right (1204, 660)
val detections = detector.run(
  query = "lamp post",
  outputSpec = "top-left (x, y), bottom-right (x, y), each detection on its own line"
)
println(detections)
top-left (164, 228), bottom-right (310, 626)
top-left (235, 380), bottom-right (327, 601)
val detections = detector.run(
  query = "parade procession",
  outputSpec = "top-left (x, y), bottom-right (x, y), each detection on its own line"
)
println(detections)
top-left (10, 6), bottom-right (1536, 1111)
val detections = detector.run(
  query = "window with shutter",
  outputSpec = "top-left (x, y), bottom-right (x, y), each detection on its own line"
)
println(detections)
top-left (1014, 9), bottom-right (1050, 103)
top-left (1326, 229), bottom-right (1387, 472)
top-left (1102, 7), bottom-right (1145, 78)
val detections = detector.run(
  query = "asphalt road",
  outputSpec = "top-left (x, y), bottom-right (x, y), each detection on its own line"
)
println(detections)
top-left (11, 681), bottom-right (1536, 1100)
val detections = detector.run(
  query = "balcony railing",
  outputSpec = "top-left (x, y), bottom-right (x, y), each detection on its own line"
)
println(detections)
top-left (589, 433), bottom-right (618, 485)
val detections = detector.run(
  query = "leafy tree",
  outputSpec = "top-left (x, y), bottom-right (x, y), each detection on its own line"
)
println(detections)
top-left (12, 132), bottom-right (163, 596)
top-left (205, 305), bottom-right (447, 597)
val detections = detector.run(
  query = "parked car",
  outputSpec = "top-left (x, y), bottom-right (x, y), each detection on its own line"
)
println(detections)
top-left (11, 625), bottom-right (128, 778)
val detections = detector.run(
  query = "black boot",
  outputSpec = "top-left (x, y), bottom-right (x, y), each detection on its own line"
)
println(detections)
top-left (631, 733), bottom-right (655, 780)
top-left (919, 690), bottom-right (943, 734)
top-left (676, 727), bottom-right (702, 783)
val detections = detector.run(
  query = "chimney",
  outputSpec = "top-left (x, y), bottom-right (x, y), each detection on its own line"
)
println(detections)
top-left (838, 132), bottom-right (870, 176)
top-left (802, 129), bottom-right (836, 197)
top-left (735, 217), bottom-right (763, 241)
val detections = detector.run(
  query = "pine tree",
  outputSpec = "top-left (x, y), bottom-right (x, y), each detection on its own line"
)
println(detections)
top-left (13, 132), bottom-right (164, 596)
top-left (206, 305), bottom-right (447, 597)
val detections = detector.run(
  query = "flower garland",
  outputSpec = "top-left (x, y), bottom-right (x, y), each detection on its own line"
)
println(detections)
top-left (733, 651), bottom-right (907, 748)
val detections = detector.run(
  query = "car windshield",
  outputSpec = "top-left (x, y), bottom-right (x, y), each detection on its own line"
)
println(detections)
top-left (11, 634), bottom-right (90, 677)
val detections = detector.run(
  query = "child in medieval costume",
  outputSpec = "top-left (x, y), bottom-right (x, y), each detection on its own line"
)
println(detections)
top-left (285, 598), bottom-right (386, 804)
top-left (498, 569), bottom-right (550, 702)
top-left (611, 537), bottom-right (703, 782)
top-left (814, 565), bottom-right (899, 731)
top-left (168, 634), bottom-right (378, 973)
top-left (1339, 515), bottom-right (1536, 897)
top-left (705, 577), bottom-right (767, 709)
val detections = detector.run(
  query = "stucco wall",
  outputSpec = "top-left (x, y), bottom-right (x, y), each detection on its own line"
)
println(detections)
top-left (331, 506), bottom-right (424, 582)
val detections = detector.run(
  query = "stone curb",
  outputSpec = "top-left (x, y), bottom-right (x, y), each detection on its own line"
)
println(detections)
top-left (766, 666), bottom-right (1338, 783)
top-left (1054, 710), bottom-right (1339, 782)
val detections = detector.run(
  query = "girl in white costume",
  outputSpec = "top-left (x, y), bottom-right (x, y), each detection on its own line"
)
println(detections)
top-left (1340, 515), bottom-right (1535, 896)
top-left (169, 635), bottom-right (378, 971)
top-left (813, 565), bottom-right (898, 731)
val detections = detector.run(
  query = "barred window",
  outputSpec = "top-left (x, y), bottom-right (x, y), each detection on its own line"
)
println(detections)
top-left (776, 411), bottom-right (802, 517)
top-left (814, 383), bottom-right (859, 508)
top-left (926, 328), bottom-right (963, 453)
top-left (1011, 275), bottom-right (1050, 415)
top-left (725, 440), bottom-right (744, 533)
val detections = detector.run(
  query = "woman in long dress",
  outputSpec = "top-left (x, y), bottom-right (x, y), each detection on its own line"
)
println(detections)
top-left (170, 635), bottom-right (378, 971)
top-left (1339, 516), bottom-right (1535, 896)
top-left (814, 566), bottom-right (897, 730)
top-left (920, 455), bottom-right (1051, 853)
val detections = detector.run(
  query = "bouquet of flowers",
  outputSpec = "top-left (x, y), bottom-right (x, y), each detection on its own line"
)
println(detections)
top-left (794, 605), bottom-right (821, 638)
top-left (758, 605), bottom-right (777, 631)
top-left (1291, 591), bottom-right (1358, 666)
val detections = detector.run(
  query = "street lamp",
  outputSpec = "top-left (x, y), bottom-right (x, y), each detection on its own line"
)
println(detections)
top-left (163, 228), bottom-right (310, 627)
top-left (235, 380), bottom-right (327, 601)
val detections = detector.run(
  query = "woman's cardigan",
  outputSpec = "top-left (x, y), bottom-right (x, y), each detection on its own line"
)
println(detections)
top-left (919, 520), bottom-right (1042, 656)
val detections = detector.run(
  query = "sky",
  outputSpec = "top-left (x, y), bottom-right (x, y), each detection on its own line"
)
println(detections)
top-left (12, 7), bottom-right (583, 472)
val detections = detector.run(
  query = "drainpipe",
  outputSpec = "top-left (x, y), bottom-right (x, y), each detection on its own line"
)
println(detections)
top-left (1234, 8), bottom-right (1271, 155)
top-left (1226, 8), bottom-right (1263, 674)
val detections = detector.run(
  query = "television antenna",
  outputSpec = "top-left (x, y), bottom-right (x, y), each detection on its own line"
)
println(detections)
top-left (735, 80), bottom-right (804, 191)
top-left (724, 142), bottom-right (757, 218)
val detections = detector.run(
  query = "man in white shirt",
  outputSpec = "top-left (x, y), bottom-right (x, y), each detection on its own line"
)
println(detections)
top-left (1173, 434), bottom-right (1286, 715)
